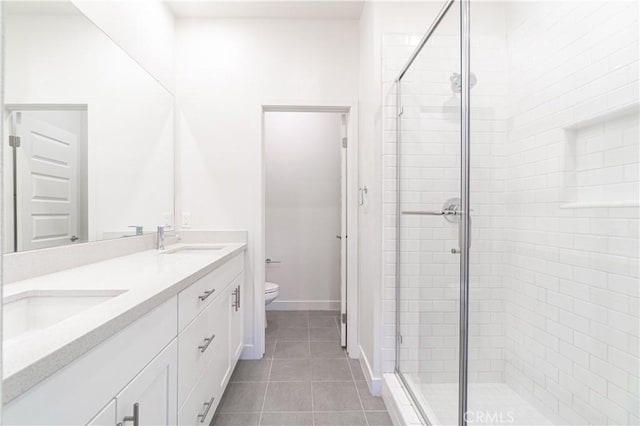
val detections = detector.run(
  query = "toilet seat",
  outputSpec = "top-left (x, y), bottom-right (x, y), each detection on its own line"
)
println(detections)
top-left (265, 282), bottom-right (279, 294)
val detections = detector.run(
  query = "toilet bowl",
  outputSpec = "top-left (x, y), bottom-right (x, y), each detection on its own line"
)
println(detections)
top-left (265, 281), bottom-right (279, 305)
top-left (265, 282), bottom-right (279, 327)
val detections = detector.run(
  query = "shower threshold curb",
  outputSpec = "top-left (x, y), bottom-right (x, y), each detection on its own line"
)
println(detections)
top-left (382, 373), bottom-right (426, 426)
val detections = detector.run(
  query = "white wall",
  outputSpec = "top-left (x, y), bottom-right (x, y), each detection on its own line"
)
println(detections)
top-left (357, 1), bottom-right (381, 389)
top-left (71, 0), bottom-right (175, 93)
top-left (175, 18), bottom-right (358, 358)
top-left (4, 12), bottom-right (174, 241)
top-left (265, 112), bottom-right (342, 310)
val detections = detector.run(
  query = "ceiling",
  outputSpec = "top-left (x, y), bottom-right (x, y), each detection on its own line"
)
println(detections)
top-left (164, 0), bottom-right (365, 20)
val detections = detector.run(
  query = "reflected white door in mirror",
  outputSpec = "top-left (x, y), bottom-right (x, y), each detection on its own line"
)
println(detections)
top-left (5, 108), bottom-right (87, 252)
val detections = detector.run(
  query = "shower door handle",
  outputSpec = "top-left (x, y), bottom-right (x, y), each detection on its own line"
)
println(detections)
top-left (401, 210), bottom-right (457, 216)
top-left (402, 198), bottom-right (463, 218)
top-left (456, 215), bottom-right (472, 253)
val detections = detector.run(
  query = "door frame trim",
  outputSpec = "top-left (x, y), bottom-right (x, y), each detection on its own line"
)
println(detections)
top-left (259, 100), bottom-right (359, 358)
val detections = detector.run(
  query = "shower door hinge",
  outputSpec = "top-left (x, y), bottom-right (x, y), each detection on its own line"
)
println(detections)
top-left (397, 334), bottom-right (403, 344)
top-left (342, 136), bottom-right (348, 148)
top-left (398, 107), bottom-right (404, 117)
top-left (341, 313), bottom-right (347, 324)
top-left (8, 135), bottom-right (20, 148)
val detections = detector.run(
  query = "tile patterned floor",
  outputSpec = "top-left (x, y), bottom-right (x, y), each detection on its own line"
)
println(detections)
top-left (212, 310), bottom-right (392, 426)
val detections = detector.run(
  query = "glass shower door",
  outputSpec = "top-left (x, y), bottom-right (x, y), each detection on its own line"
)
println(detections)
top-left (395, 1), bottom-right (466, 424)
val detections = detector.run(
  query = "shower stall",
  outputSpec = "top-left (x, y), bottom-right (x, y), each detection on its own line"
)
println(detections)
top-left (395, 0), bottom-right (639, 425)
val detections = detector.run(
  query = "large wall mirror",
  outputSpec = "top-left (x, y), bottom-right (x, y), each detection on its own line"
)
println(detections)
top-left (2, 0), bottom-right (174, 253)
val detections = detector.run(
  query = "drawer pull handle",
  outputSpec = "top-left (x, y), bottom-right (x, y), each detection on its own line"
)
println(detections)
top-left (198, 289), bottom-right (215, 301)
top-left (117, 403), bottom-right (139, 426)
top-left (198, 333), bottom-right (216, 353)
top-left (197, 396), bottom-right (215, 423)
top-left (232, 287), bottom-right (239, 311)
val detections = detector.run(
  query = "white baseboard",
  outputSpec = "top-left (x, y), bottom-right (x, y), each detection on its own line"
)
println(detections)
top-left (267, 300), bottom-right (340, 311)
top-left (359, 345), bottom-right (383, 396)
top-left (240, 344), bottom-right (258, 360)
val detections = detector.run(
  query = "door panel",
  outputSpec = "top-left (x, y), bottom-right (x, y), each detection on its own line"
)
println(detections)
top-left (340, 113), bottom-right (348, 347)
top-left (396, 1), bottom-right (462, 425)
top-left (17, 113), bottom-right (79, 250)
top-left (230, 273), bottom-right (244, 361)
top-left (116, 339), bottom-right (177, 426)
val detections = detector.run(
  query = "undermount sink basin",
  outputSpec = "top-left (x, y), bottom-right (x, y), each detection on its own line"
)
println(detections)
top-left (161, 245), bottom-right (225, 254)
top-left (3, 289), bottom-right (126, 341)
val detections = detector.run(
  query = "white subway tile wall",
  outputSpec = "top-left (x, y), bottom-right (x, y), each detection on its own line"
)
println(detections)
top-left (386, 1), bottom-right (639, 425)
top-left (503, 1), bottom-right (638, 424)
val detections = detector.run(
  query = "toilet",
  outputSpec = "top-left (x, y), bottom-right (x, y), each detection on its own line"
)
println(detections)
top-left (265, 281), bottom-right (280, 305)
top-left (265, 281), bottom-right (280, 327)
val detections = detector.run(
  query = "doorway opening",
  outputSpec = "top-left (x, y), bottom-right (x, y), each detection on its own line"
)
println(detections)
top-left (260, 104), bottom-right (358, 358)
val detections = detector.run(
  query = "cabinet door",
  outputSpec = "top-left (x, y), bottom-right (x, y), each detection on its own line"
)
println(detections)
top-left (211, 288), bottom-right (231, 391)
top-left (116, 339), bottom-right (178, 426)
top-left (86, 399), bottom-right (115, 426)
top-left (229, 273), bottom-right (244, 362)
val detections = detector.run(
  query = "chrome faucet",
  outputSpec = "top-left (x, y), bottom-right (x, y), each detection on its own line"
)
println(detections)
top-left (157, 226), bottom-right (165, 250)
top-left (129, 225), bottom-right (143, 236)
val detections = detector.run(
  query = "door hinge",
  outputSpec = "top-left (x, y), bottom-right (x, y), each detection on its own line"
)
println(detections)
top-left (397, 334), bottom-right (403, 344)
top-left (341, 313), bottom-right (347, 324)
top-left (398, 106), bottom-right (404, 117)
top-left (8, 135), bottom-right (20, 148)
top-left (342, 136), bottom-right (347, 148)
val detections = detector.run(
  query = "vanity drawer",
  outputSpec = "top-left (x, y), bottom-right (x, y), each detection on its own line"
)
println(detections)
top-left (178, 290), bottom-right (230, 407)
top-left (178, 253), bottom-right (243, 331)
top-left (177, 361), bottom-right (220, 426)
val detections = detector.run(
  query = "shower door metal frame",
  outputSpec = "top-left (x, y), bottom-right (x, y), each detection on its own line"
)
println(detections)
top-left (394, 0), bottom-right (472, 425)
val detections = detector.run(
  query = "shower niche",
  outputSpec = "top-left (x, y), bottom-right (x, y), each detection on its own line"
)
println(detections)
top-left (563, 104), bottom-right (639, 208)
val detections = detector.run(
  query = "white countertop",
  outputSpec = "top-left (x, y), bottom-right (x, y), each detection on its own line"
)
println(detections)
top-left (2, 242), bottom-right (246, 404)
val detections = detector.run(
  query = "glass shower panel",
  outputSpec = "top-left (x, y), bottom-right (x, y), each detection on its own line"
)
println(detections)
top-left (396, 1), bottom-right (462, 424)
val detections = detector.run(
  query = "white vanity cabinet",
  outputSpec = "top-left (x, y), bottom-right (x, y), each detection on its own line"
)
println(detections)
top-left (177, 289), bottom-right (230, 408)
top-left (3, 298), bottom-right (178, 425)
top-left (115, 339), bottom-right (178, 426)
top-left (177, 265), bottom-right (245, 424)
top-left (3, 252), bottom-right (245, 426)
top-left (90, 340), bottom-right (178, 426)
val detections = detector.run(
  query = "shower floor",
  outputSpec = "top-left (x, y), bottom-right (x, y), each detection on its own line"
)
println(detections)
top-left (403, 375), bottom-right (553, 425)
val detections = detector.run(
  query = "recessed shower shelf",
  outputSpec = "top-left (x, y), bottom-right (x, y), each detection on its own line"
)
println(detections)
top-left (562, 102), bottom-right (639, 209)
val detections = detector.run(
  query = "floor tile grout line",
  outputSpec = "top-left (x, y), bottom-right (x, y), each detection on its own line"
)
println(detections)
top-left (347, 352), bottom-right (370, 426)
top-left (258, 341), bottom-right (276, 426)
top-left (308, 315), bottom-right (315, 426)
